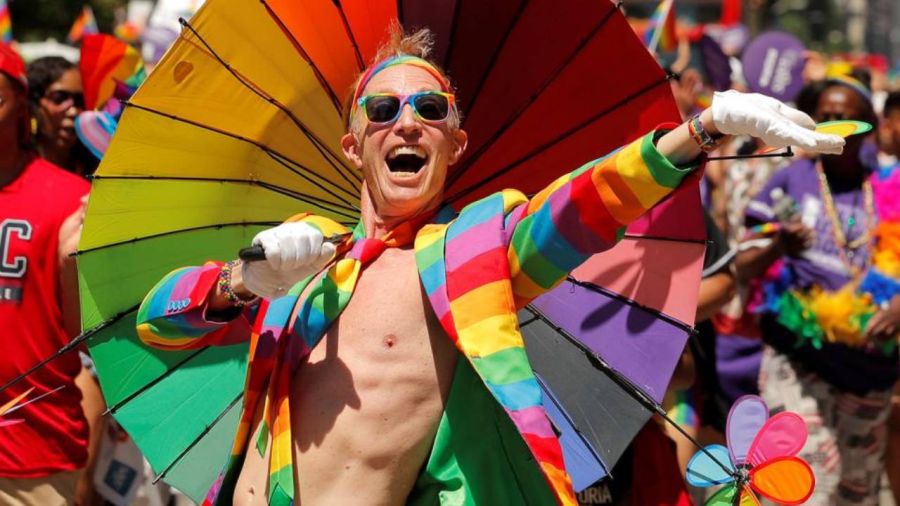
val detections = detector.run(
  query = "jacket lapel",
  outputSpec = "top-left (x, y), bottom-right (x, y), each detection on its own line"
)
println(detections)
top-left (415, 194), bottom-right (576, 506)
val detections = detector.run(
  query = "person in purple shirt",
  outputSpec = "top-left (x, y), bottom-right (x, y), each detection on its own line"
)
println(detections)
top-left (739, 77), bottom-right (899, 505)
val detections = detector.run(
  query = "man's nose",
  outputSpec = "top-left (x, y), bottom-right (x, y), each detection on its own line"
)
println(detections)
top-left (393, 104), bottom-right (421, 133)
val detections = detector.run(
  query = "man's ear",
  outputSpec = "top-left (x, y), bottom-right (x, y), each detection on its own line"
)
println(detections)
top-left (341, 132), bottom-right (363, 169)
top-left (449, 128), bottom-right (468, 165)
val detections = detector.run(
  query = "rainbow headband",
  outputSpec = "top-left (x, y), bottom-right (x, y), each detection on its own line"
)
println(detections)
top-left (350, 55), bottom-right (451, 119)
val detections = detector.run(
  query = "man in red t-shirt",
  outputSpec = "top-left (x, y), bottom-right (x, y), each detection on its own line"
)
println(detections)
top-left (0, 43), bottom-right (97, 506)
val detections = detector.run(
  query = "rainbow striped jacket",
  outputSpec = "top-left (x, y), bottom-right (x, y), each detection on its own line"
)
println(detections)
top-left (137, 130), bottom-right (693, 505)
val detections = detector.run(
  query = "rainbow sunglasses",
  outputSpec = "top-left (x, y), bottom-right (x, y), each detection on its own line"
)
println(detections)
top-left (356, 91), bottom-right (456, 124)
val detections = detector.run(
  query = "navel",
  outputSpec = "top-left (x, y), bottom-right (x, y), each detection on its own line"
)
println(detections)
top-left (383, 334), bottom-right (397, 348)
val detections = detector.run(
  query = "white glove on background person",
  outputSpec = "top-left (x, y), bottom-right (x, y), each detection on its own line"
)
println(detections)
top-left (711, 90), bottom-right (845, 154)
top-left (241, 222), bottom-right (336, 299)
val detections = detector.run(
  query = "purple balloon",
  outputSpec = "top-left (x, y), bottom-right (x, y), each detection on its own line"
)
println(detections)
top-left (741, 31), bottom-right (806, 102)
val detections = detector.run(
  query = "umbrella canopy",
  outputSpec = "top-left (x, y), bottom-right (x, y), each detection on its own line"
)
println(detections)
top-left (523, 179), bottom-right (705, 489)
top-left (77, 0), bottom-right (699, 501)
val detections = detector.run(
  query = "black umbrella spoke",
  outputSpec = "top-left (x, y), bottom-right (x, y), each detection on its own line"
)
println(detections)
top-left (621, 233), bottom-right (707, 246)
top-left (104, 347), bottom-right (209, 416)
top-left (332, 1), bottom-right (365, 70)
top-left (707, 147), bottom-right (794, 161)
top-left (453, 0), bottom-right (527, 127)
top-left (90, 173), bottom-right (359, 219)
top-left (259, 0), bottom-right (343, 112)
top-left (153, 392), bottom-right (243, 484)
top-left (533, 373), bottom-right (611, 478)
top-left (436, 0), bottom-right (465, 69)
top-left (446, 0), bottom-right (619, 189)
top-left (262, 149), bottom-right (361, 211)
top-left (123, 102), bottom-right (360, 206)
top-left (563, 276), bottom-right (693, 334)
top-left (0, 305), bottom-right (140, 396)
top-left (446, 75), bottom-right (672, 204)
top-left (522, 305), bottom-right (735, 478)
top-left (178, 18), bottom-right (361, 189)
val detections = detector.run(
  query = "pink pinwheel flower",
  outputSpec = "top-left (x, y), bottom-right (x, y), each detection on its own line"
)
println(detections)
top-left (686, 395), bottom-right (815, 505)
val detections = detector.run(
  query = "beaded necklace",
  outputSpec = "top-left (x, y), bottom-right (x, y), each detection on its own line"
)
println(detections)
top-left (814, 161), bottom-right (875, 276)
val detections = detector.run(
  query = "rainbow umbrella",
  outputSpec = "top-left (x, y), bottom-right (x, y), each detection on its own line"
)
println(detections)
top-left (76, 0), bottom-right (701, 500)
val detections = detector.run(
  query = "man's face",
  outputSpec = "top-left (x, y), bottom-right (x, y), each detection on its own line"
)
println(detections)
top-left (341, 64), bottom-right (467, 220)
top-left (0, 73), bottom-right (25, 149)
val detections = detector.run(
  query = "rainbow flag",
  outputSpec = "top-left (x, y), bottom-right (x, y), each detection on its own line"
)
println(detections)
top-left (67, 5), bottom-right (99, 44)
top-left (1, 0), bottom-right (12, 44)
top-left (644, 0), bottom-right (677, 53)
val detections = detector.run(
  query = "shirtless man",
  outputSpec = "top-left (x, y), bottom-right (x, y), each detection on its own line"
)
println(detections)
top-left (136, 29), bottom-right (844, 506)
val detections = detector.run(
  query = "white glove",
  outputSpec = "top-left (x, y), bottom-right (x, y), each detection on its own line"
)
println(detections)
top-left (241, 222), bottom-right (336, 299)
top-left (710, 90), bottom-right (845, 155)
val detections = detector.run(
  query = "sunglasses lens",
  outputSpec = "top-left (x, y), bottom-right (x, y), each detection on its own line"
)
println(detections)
top-left (46, 90), bottom-right (85, 108)
top-left (413, 93), bottom-right (450, 121)
top-left (365, 96), bottom-right (401, 123)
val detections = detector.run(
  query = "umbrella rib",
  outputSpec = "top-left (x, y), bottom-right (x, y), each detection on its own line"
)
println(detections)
top-left (532, 371), bottom-right (611, 478)
top-left (446, 75), bottom-right (672, 204)
top-left (0, 305), bottom-right (140, 396)
top-left (446, 0), bottom-right (619, 189)
top-left (258, 0), bottom-right (343, 112)
top-left (122, 102), bottom-right (360, 207)
top-left (563, 276), bottom-right (693, 333)
top-left (153, 392), bottom-right (244, 484)
top-left (707, 148), bottom-right (794, 161)
top-left (75, 221), bottom-right (282, 256)
top-left (454, 0), bottom-right (528, 122)
top-left (89, 173), bottom-right (359, 217)
top-left (622, 233), bottom-right (707, 245)
top-left (333, 1), bottom-right (365, 70)
top-left (178, 18), bottom-right (361, 189)
top-left (103, 347), bottom-right (209, 416)
top-left (438, 0), bottom-right (466, 69)
top-left (524, 305), bottom-right (735, 477)
top-left (261, 150), bottom-right (361, 211)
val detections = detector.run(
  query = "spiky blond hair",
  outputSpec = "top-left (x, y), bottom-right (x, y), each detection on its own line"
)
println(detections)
top-left (344, 23), bottom-right (460, 133)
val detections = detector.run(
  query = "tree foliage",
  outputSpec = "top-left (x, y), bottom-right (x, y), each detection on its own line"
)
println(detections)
top-left (7, 0), bottom-right (125, 43)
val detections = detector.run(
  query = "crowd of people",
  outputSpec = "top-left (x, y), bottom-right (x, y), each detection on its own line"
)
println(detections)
top-left (0, 8), bottom-right (899, 506)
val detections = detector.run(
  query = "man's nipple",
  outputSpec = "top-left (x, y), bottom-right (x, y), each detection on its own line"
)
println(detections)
top-left (383, 334), bottom-right (397, 348)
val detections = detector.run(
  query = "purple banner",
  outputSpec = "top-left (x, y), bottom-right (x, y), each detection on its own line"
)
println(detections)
top-left (741, 31), bottom-right (806, 102)
top-left (698, 35), bottom-right (731, 91)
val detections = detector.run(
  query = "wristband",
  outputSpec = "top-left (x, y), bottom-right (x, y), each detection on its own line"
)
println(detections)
top-left (688, 114), bottom-right (723, 153)
top-left (218, 260), bottom-right (258, 307)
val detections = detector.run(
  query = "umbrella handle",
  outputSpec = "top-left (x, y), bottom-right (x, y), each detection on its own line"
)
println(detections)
top-left (238, 233), bottom-right (350, 262)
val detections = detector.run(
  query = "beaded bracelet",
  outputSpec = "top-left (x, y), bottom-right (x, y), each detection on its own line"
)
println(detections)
top-left (688, 114), bottom-right (723, 153)
top-left (218, 260), bottom-right (257, 307)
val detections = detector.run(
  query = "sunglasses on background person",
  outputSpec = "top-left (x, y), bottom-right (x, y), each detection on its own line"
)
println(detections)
top-left (43, 89), bottom-right (85, 109)
top-left (357, 91), bottom-right (455, 124)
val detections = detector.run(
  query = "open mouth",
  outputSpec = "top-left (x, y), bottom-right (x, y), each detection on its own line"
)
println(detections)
top-left (386, 145), bottom-right (428, 175)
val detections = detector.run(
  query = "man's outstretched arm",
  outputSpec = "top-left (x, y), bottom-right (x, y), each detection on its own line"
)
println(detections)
top-left (505, 91), bottom-right (845, 308)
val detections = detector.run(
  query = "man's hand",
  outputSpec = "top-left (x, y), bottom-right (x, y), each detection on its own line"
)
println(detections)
top-left (241, 222), bottom-right (336, 299)
top-left (708, 90), bottom-right (845, 154)
top-left (774, 219), bottom-right (815, 257)
top-left (866, 296), bottom-right (900, 342)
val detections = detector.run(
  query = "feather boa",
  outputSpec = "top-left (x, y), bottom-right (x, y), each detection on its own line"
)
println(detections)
top-left (755, 167), bottom-right (900, 354)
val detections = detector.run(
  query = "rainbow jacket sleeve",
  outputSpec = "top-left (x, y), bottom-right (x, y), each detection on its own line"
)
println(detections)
top-left (136, 261), bottom-right (257, 350)
top-left (504, 129), bottom-right (695, 307)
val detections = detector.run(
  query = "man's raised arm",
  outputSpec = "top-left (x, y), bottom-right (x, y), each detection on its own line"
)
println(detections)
top-left (504, 91), bottom-right (845, 308)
